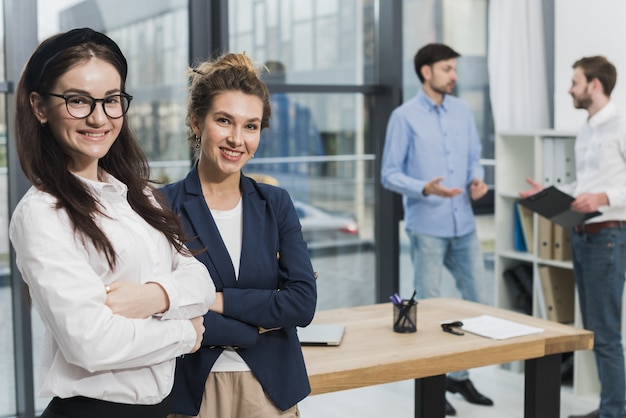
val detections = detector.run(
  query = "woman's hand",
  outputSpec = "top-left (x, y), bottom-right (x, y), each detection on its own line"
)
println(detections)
top-left (210, 292), bottom-right (224, 314)
top-left (105, 281), bottom-right (170, 318)
top-left (189, 316), bottom-right (205, 353)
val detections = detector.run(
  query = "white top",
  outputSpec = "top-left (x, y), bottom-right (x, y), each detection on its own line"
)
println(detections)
top-left (560, 101), bottom-right (626, 222)
top-left (210, 197), bottom-right (250, 372)
top-left (9, 172), bottom-right (215, 405)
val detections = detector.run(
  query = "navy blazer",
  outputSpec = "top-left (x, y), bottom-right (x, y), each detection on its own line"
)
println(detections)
top-left (161, 166), bottom-right (317, 414)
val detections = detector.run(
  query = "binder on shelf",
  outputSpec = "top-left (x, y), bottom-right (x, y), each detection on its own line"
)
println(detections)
top-left (542, 137), bottom-right (555, 185)
top-left (538, 266), bottom-right (575, 323)
top-left (513, 204), bottom-right (527, 252)
top-left (553, 138), bottom-right (576, 186)
top-left (518, 186), bottom-right (601, 228)
top-left (537, 215), bottom-right (553, 260)
top-left (516, 204), bottom-right (534, 253)
top-left (553, 224), bottom-right (572, 261)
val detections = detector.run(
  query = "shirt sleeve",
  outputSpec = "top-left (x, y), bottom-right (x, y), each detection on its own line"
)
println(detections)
top-left (380, 110), bottom-right (428, 198)
top-left (9, 193), bottom-right (198, 373)
top-left (144, 187), bottom-right (215, 320)
top-left (149, 246), bottom-right (215, 320)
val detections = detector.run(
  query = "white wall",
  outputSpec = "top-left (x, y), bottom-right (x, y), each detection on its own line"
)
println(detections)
top-left (554, 0), bottom-right (626, 130)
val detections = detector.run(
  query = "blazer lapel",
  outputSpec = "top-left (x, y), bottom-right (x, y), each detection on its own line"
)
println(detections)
top-left (180, 168), bottom-right (237, 290)
top-left (238, 176), bottom-right (267, 287)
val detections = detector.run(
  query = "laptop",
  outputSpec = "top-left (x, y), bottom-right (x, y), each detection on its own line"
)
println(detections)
top-left (297, 324), bottom-right (346, 346)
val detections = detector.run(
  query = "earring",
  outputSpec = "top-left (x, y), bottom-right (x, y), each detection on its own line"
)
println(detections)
top-left (195, 135), bottom-right (201, 149)
top-left (40, 120), bottom-right (47, 127)
top-left (251, 153), bottom-right (255, 158)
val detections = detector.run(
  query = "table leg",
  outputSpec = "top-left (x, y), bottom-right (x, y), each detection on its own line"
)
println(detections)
top-left (525, 353), bottom-right (562, 418)
top-left (414, 374), bottom-right (446, 418)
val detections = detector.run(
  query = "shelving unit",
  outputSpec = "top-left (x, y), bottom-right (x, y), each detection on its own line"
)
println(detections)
top-left (494, 130), bottom-right (600, 397)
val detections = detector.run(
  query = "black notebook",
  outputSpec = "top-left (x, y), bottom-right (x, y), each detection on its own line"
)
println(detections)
top-left (517, 186), bottom-right (601, 228)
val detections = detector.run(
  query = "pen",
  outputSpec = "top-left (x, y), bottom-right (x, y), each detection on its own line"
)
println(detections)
top-left (393, 291), bottom-right (417, 329)
top-left (389, 293), bottom-right (403, 305)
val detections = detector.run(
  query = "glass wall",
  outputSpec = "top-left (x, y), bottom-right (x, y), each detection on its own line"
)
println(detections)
top-left (229, 0), bottom-right (377, 310)
top-left (0, 0), bottom-right (16, 413)
top-left (230, 0), bottom-right (375, 85)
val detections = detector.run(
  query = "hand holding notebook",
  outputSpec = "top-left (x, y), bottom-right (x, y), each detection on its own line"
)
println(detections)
top-left (517, 186), bottom-right (601, 228)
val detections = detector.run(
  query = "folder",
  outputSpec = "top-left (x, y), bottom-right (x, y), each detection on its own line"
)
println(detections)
top-left (516, 204), bottom-right (534, 253)
top-left (553, 138), bottom-right (576, 186)
top-left (553, 224), bottom-right (572, 261)
top-left (537, 215), bottom-right (553, 260)
top-left (518, 186), bottom-right (601, 228)
top-left (513, 204), bottom-right (527, 252)
top-left (542, 138), bottom-right (555, 185)
top-left (538, 266), bottom-right (575, 323)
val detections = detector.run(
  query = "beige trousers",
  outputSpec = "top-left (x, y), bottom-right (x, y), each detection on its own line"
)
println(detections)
top-left (168, 371), bottom-right (300, 418)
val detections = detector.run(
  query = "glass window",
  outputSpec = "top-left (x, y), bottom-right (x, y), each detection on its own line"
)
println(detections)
top-left (230, 0), bottom-right (376, 85)
top-left (247, 93), bottom-right (375, 309)
top-left (229, 0), bottom-right (378, 310)
top-left (0, 0), bottom-right (15, 412)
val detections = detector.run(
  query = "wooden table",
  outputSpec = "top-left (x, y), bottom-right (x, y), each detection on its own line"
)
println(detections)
top-left (302, 298), bottom-right (593, 418)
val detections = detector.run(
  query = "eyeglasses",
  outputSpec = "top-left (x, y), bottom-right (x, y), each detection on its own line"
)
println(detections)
top-left (45, 92), bottom-right (133, 119)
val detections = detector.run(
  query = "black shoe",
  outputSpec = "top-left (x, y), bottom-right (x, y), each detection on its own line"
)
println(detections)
top-left (445, 398), bottom-right (456, 416)
top-left (567, 411), bottom-right (599, 418)
top-left (446, 377), bottom-right (494, 406)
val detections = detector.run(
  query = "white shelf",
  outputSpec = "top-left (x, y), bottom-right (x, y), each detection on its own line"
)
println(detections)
top-left (494, 130), bottom-right (600, 397)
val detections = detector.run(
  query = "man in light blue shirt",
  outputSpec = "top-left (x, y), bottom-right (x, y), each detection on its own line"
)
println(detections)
top-left (381, 43), bottom-right (492, 416)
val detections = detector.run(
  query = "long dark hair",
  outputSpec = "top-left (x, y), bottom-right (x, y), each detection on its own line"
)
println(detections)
top-left (15, 30), bottom-right (189, 269)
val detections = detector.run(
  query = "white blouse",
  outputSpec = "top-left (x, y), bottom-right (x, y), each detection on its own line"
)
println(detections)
top-left (9, 172), bottom-right (215, 405)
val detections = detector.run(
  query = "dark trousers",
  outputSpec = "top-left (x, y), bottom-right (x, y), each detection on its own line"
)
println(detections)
top-left (40, 394), bottom-right (172, 418)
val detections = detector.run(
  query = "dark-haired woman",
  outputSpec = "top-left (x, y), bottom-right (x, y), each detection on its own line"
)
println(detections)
top-left (9, 28), bottom-right (215, 418)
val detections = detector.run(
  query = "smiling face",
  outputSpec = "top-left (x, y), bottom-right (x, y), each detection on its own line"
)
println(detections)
top-left (194, 90), bottom-right (264, 181)
top-left (29, 57), bottom-right (124, 180)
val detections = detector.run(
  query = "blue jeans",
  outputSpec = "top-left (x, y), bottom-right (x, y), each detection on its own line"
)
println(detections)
top-left (408, 230), bottom-right (488, 381)
top-left (572, 227), bottom-right (626, 418)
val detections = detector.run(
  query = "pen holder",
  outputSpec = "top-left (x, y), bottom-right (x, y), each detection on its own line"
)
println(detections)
top-left (393, 300), bottom-right (417, 333)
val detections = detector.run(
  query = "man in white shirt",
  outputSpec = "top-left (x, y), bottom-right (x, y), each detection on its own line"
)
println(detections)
top-left (524, 55), bottom-right (626, 418)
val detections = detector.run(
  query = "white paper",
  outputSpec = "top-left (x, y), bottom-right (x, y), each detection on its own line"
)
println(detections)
top-left (460, 315), bottom-right (544, 340)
